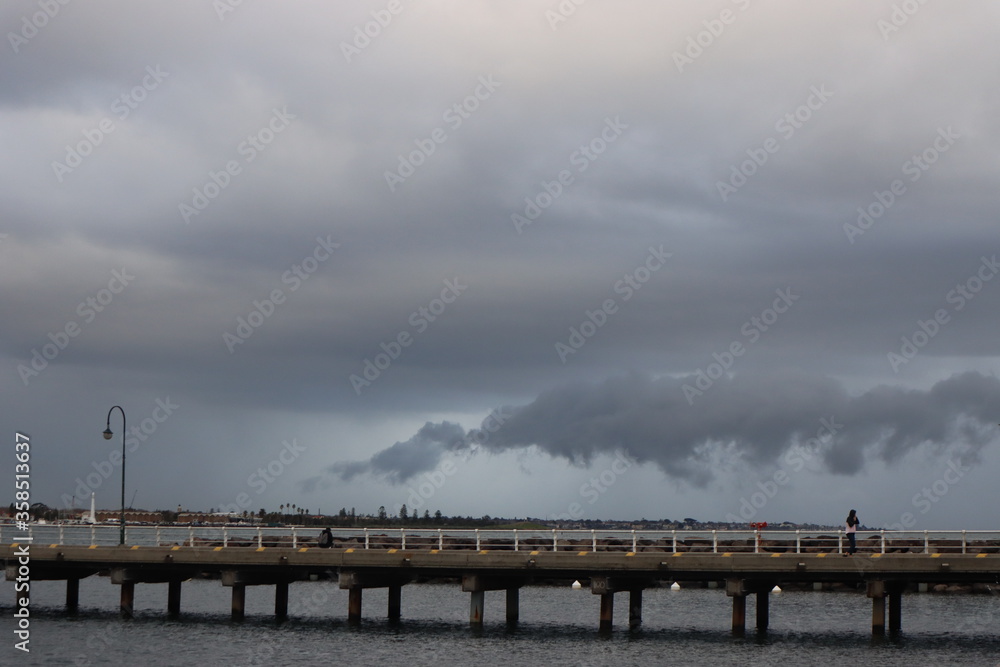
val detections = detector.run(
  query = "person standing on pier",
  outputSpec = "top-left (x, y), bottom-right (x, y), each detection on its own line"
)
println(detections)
top-left (845, 509), bottom-right (860, 555)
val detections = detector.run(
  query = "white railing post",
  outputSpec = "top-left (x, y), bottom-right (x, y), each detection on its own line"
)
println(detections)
top-left (156, 525), bottom-right (161, 546)
top-left (838, 531), bottom-right (843, 555)
top-left (401, 527), bottom-right (406, 550)
top-left (880, 530), bottom-right (886, 554)
top-left (514, 529), bottom-right (519, 552)
top-left (962, 530), bottom-right (967, 554)
top-left (438, 528), bottom-right (443, 551)
top-left (796, 529), bottom-right (801, 554)
top-left (364, 527), bottom-right (370, 549)
top-left (712, 530), bottom-right (717, 553)
top-left (188, 525), bottom-right (194, 547)
top-left (292, 527), bottom-right (298, 549)
top-left (924, 530), bottom-right (929, 554)
top-left (672, 529), bottom-right (677, 553)
top-left (632, 530), bottom-right (637, 553)
top-left (59, 524), bottom-right (64, 544)
top-left (592, 529), bottom-right (597, 553)
top-left (91, 524), bottom-right (96, 546)
top-left (257, 526), bottom-right (262, 548)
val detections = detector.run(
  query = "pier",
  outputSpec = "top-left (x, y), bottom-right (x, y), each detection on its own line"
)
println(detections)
top-left (6, 527), bottom-right (1000, 635)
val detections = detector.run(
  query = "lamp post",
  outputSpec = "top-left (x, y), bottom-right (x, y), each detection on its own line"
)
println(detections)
top-left (103, 405), bottom-right (126, 545)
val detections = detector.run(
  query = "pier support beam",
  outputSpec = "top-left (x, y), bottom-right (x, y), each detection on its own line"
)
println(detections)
top-left (461, 575), bottom-right (525, 627)
top-left (231, 583), bottom-right (246, 621)
top-left (868, 580), bottom-right (905, 635)
top-left (222, 570), bottom-right (307, 621)
top-left (599, 593), bottom-right (614, 633)
top-left (167, 580), bottom-right (181, 617)
top-left (470, 590), bottom-right (485, 626)
top-left (119, 581), bottom-right (135, 619)
top-left (756, 590), bottom-right (769, 631)
top-left (629, 589), bottom-right (643, 630)
top-left (731, 593), bottom-right (746, 634)
top-left (506, 587), bottom-right (519, 624)
top-left (339, 570), bottom-right (414, 624)
top-left (348, 588), bottom-right (362, 624)
top-left (726, 579), bottom-right (776, 634)
top-left (590, 576), bottom-right (655, 633)
top-left (275, 581), bottom-right (289, 621)
top-left (388, 584), bottom-right (402, 621)
top-left (66, 578), bottom-right (79, 613)
top-left (888, 584), bottom-right (903, 633)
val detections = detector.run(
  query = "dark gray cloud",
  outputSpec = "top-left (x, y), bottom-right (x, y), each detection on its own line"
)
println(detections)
top-left (332, 372), bottom-right (1000, 486)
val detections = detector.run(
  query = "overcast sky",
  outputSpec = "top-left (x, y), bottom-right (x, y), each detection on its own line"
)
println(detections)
top-left (3, 1), bottom-right (999, 530)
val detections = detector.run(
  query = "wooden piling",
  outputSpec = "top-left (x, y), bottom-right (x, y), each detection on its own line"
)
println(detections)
top-left (275, 581), bottom-right (289, 621)
top-left (66, 578), bottom-right (79, 613)
top-left (731, 594), bottom-right (746, 634)
top-left (506, 587), bottom-right (519, 624)
top-left (599, 592), bottom-right (614, 633)
top-left (388, 584), bottom-right (401, 620)
top-left (348, 587), bottom-right (362, 624)
top-left (231, 583), bottom-right (246, 621)
top-left (755, 589), bottom-right (769, 631)
top-left (469, 590), bottom-right (485, 626)
top-left (120, 580), bottom-right (135, 619)
top-left (888, 585), bottom-right (903, 633)
top-left (629, 589), bottom-right (642, 630)
top-left (167, 580), bottom-right (182, 617)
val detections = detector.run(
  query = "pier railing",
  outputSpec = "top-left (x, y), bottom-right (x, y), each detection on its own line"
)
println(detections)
top-left (5, 524), bottom-right (998, 555)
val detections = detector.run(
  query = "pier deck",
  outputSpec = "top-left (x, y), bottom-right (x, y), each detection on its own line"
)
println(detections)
top-left (7, 543), bottom-right (1000, 634)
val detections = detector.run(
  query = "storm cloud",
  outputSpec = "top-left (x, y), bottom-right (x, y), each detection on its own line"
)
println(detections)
top-left (333, 371), bottom-right (1000, 487)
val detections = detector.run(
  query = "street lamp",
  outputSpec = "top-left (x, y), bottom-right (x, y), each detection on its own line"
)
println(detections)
top-left (103, 405), bottom-right (126, 545)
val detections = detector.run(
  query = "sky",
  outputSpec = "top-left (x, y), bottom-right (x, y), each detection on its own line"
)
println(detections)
top-left (3, 1), bottom-right (999, 530)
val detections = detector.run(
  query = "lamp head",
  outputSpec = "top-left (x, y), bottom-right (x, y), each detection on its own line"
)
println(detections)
top-left (103, 428), bottom-right (114, 440)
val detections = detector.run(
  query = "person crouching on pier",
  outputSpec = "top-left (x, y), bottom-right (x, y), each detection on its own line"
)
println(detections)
top-left (845, 509), bottom-right (859, 556)
top-left (318, 527), bottom-right (333, 549)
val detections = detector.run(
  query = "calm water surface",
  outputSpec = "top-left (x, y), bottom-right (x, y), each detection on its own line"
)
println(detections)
top-left (3, 577), bottom-right (1000, 666)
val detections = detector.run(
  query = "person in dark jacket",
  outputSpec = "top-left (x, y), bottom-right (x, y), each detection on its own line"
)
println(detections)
top-left (318, 527), bottom-right (333, 549)
top-left (845, 509), bottom-right (860, 555)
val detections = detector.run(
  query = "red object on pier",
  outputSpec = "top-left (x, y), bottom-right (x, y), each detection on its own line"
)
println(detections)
top-left (749, 522), bottom-right (768, 530)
